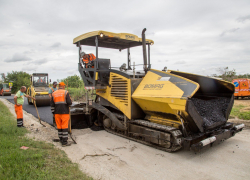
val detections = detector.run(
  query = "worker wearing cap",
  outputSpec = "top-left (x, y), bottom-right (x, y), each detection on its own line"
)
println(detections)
top-left (49, 81), bottom-right (58, 127)
top-left (81, 51), bottom-right (96, 68)
top-left (14, 86), bottom-right (36, 127)
top-left (51, 82), bottom-right (72, 146)
top-left (49, 81), bottom-right (58, 99)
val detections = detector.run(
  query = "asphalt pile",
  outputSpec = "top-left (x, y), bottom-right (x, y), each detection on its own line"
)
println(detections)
top-left (191, 97), bottom-right (231, 129)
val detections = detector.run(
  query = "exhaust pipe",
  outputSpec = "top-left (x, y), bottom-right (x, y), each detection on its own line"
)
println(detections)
top-left (142, 28), bottom-right (148, 73)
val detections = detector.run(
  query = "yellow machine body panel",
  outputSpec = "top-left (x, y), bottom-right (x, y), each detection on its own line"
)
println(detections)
top-left (132, 69), bottom-right (199, 126)
top-left (132, 69), bottom-right (199, 111)
top-left (96, 72), bottom-right (132, 119)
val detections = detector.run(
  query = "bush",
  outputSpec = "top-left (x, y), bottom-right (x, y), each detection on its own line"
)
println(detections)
top-left (60, 75), bottom-right (84, 88)
top-left (5, 71), bottom-right (31, 93)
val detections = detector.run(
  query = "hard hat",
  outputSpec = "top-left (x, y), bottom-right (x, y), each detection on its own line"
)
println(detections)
top-left (80, 51), bottom-right (86, 57)
top-left (59, 82), bottom-right (66, 86)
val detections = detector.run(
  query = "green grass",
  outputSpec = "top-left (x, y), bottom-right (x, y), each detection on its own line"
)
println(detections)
top-left (68, 86), bottom-right (85, 101)
top-left (230, 105), bottom-right (250, 120)
top-left (0, 101), bottom-right (92, 180)
top-left (68, 86), bottom-right (95, 102)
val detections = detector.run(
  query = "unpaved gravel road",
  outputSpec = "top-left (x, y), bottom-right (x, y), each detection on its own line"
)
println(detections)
top-left (1, 98), bottom-right (250, 180)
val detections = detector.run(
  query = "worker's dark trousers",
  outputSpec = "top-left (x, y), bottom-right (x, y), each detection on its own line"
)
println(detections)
top-left (17, 119), bottom-right (23, 127)
top-left (58, 129), bottom-right (69, 144)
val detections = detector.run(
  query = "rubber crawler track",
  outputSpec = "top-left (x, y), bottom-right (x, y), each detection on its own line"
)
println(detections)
top-left (104, 120), bottom-right (183, 152)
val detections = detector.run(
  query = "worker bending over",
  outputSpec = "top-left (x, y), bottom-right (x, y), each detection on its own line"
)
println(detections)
top-left (14, 86), bottom-right (36, 127)
top-left (81, 51), bottom-right (96, 68)
top-left (49, 81), bottom-right (58, 128)
top-left (51, 82), bottom-right (72, 147)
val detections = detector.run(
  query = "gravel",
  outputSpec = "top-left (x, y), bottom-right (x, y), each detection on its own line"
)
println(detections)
top-left (191, 97), bottom-right (231, 129)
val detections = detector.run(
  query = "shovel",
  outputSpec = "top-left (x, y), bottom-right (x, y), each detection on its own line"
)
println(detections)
top-left (67, 80), bottom-right (77, 144)
top-left (34, 101), bottom-right (46, 127)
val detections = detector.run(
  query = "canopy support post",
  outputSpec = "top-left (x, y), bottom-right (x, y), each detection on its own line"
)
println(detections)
top-left (127, 48), bottom-right (132, 70)
top-left (148, 44), bottom-right (151, 69)
top-left (142, 28), bottom-right (148, 73)
top-left (95, 36), bottom-right (98, 59)
top-left (78, 42), bottom-right (82, 68)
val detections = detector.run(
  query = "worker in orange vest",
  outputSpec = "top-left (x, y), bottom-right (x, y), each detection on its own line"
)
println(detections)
top-left (81, 51), bottom-right (96, 68)
top-left (37, 77), bottom-right (44, 83)
top-left (51, 82), bottom-right (72, 147)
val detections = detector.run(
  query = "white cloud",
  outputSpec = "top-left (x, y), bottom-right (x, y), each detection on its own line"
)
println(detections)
top-left (237, 15), bottom-right (250, 23)
top-left (0, 0), bottom-right (249, 81)
top-left (174, 61), bottom-right (186, 65)
top-left (4, 53), bottom-right (32, 62)
top-left (50, 42), bottom-right (61, 48)
top-left (220, 28), bottom-right (240, 37)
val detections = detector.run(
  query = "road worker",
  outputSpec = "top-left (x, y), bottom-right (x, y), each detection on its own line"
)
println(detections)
top-left (37, 77), bottom-right (44, 83)
top-left (14, 86), bottom-right (36, 127)
top-left (49, 81), bottom-right (58, 99)
top-left (49, 81), bottom-right (58, 127)
top-left (81, 51), bottom-right (96, 68)
top-left (51, 82), bottom-right (72, 147)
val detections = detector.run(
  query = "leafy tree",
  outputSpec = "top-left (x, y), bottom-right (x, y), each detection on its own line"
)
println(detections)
top-left (212, 67), bottom-right (250, 82)
top-left (238, 73), bottom-right (250, 79)
top-left (60, 75), bottom-right (84, 88)
top-left (5, 71), bottom-right (31, 93)
top-left (212, 67), bottom-right (237, 82)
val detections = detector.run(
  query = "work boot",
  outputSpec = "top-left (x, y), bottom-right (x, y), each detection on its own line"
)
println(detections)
top-left (53, 139), bottom-right (60, 142)
top-left (62, 141), bottom-right (71, 147)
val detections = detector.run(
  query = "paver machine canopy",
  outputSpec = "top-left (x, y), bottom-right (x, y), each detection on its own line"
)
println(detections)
top-left (73, 29), bottom-right (244, 152)
top-left (73, 30), bottom-right (154, 89)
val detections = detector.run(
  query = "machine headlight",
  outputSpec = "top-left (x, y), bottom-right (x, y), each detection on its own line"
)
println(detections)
top-left (151, 42), bottom-right (154, 45)
top-left (100, 33), bottom-right (104, 37)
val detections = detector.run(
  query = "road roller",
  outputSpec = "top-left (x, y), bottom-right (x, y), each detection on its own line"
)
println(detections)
top-left (0, 83), bottom-right (11, 96)
top-left (27, 73), bottom-right (50, 106)
top-left (71, 29), bottom-right (245, 152)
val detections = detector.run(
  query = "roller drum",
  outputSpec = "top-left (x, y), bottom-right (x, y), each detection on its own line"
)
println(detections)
top-left (3, 92), bottom-right (11, 96)
top-left (35, 95), bottom-right (50, 106)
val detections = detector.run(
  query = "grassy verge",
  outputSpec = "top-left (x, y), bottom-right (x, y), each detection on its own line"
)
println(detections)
top-left (68, 86), bottom-right (85, 101)
top-left (68, 86), bottom-right (95, 102)
top-left (230, 105), bottom-right (250, 120)
top-left (0, 101), bottom-right (92, 180)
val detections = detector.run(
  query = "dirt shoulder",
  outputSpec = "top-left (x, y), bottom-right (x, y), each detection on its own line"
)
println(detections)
top-left (234, 99), bottom-right (250, 106)
top-left (1, 98), bottom-right (250, 180)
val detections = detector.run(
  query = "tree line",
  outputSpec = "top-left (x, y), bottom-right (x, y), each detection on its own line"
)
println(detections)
top-left (1, 71), bottom-right (84, 93)
top-left (1, 68), bottom-right (249, 93)
top-left (212, 67), bottom-right (250, 82)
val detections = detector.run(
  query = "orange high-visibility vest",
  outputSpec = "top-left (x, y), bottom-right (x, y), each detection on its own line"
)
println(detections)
top-left (82, 54), bottom-right (96, 63)
top-left (52, 89), bottom-right (68, 104)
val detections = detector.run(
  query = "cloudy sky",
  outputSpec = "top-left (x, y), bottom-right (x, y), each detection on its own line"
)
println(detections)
top-left (0, 0), bottom-right (250, 81)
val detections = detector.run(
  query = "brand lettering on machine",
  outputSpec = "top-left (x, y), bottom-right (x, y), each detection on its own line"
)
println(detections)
top-left (125, 35), bottom-right (135, 39)
top-left (144, 84), bottom-right (164, 90)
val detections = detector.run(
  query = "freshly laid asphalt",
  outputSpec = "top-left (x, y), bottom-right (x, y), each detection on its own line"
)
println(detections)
top-left (0, 95), bottom-right (53, 125)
